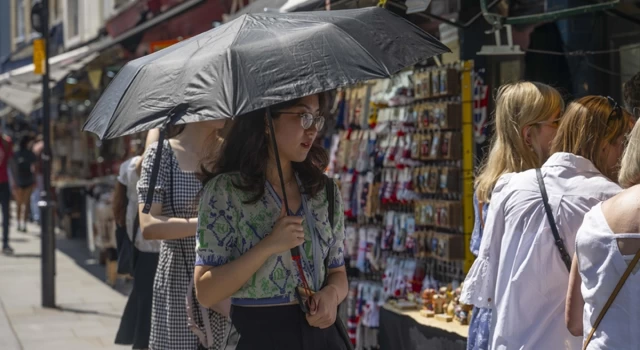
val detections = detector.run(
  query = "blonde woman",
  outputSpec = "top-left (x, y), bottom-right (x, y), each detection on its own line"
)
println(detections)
top-left (462, 96), bottom-right (634, 349)
top-left (566, 99), bottom-right (637, 349)
top-left (468, 82), bottom-right (564, 350)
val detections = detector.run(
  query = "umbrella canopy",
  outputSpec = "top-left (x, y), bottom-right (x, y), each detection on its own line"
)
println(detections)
top-left (83, 7), bottom-right (449, 139)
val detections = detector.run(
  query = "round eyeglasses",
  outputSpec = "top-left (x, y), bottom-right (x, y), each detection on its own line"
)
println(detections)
top-left (278, 112), bottom-right (325, 130)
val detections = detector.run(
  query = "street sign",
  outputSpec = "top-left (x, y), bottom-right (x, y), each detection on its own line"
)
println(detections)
top-left (33, 39), bottom-right (45, 75)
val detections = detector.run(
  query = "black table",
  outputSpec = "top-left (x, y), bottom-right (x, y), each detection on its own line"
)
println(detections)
top-left (379, 305), bottom-right (467, 350)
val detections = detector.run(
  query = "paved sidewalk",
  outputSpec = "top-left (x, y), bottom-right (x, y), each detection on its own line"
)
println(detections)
top-left (0, 221), bottom-right (130, 350)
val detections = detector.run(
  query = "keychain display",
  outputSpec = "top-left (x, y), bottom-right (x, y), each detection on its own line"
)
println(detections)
top-left (328, 63), bottom-right (471, 348)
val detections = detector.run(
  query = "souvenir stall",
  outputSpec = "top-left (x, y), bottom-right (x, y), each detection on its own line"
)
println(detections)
top-left (53, 62), bottom-right (138, 257)
top-left (327, 61), bottom-right (479, 350)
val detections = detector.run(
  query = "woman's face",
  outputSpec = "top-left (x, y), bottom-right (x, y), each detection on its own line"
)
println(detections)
top-left (199, 120), bottom-right (226, 135)
top-left (601, 134), bottom-right (627, 180)
top-left (272, 94), bottom-right (321, 163)
top-left (528, 110), bottom-right (561, 161)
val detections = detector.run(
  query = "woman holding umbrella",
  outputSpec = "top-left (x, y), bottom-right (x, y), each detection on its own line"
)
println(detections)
top-left (194, 93), bottom-right (350, 350)
top-left (137, 120), bottom-right (229, 350)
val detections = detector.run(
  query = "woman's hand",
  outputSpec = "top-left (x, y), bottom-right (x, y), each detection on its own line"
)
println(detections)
top-left (306, 285), bottom-right (339, 329)
top-left (262, 206), bottom-right (305, 255)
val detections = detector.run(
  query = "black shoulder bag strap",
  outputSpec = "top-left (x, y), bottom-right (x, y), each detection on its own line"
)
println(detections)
top-left (324, 176), bottom-right (354, 350)
top-left (536, 168), bottom-right (572, 271)
top-left (131, 211), bottom-right (141, 268)
top-left (142, 129), bottom-right (167, 214)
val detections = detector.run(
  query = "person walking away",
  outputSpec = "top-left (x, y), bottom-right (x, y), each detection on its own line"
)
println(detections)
top-left (0, 129), bottom-right (13, 254)
top-left (468, 82), bottom-right (564, 350)
top-left (114, 138), bottom-right (161, 349)
top-left (12, 136), bottom-right (37, 232)
top-left (30, 135), bottom-right (44, 224)
top-left (566, 104), bottom-right (640, 350)
top-left (138, 121), bottom-right (230, 350)
top-left (194, 93), bottom-right (350, 350)
top-left (461, 96), bottom-right (634, 349)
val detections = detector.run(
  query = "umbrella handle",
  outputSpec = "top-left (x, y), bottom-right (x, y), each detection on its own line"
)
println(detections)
top-left (266, 109), bottom-right (299, 259)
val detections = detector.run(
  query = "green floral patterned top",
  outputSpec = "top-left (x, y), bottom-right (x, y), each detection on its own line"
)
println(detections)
top-left (195, 172), bottom-right (346, 306)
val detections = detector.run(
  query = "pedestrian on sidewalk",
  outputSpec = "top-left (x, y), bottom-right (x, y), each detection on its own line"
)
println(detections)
top-left (566, 108), bottom-right (640, 350)
top-left (461, 96), bottom-right (634, 349)
top-left (30, 135), bottom-right (44, 225)
top-left (468, 81), bottom-right (564, 350)
top-left (194, 94), bottom-right (350, 350)
top-left (114, 135), bottom-right (161, 350)
top-left (12, 136), bottom-right (37, 233)
top-left (137, 121), bottom-right (229, 350)
top-left (0, 128), bottom-right (13, 254)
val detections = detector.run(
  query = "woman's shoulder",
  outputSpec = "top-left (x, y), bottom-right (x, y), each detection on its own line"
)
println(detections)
top-left (145, 139), bottom-right (171, 152)
top-left (202, 172), bottom-right (242, 196)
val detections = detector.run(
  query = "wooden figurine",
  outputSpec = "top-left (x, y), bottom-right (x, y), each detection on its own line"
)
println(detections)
top-left (420, 288), bottom-right (436, 318)
top-left (433, 293), bottom-right (446, 314)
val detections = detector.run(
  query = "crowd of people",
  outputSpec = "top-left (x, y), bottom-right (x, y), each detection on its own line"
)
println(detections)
top-left (111, 93), bottom-right (349, 350)
top-left (463, 72), bottom-right (640, 350)
top-left (106, 73), bottom-right (640, 350)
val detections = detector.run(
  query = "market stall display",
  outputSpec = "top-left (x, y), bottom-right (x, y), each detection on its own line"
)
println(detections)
top-left (327, 61), bottom-right (477, 349)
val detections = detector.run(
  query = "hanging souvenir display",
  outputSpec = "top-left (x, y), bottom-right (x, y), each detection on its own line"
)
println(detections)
top-left (329, 63), bottom-right (473, 349)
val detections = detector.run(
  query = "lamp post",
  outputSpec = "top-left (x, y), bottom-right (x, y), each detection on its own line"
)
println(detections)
top-left (32, 0), bottom-right (55, 309)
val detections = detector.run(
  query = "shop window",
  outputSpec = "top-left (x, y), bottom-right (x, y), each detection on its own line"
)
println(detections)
top-left (14, 0), bottom-right (25, 43)
top-left (67, 0), bottom-right (79, 38)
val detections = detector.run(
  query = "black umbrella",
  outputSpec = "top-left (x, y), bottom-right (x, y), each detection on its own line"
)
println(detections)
top-left (83, 7), bottom-right (449, 139)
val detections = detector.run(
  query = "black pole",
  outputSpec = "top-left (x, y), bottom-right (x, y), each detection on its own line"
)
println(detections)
top-left (39, 0), bottom-right (55, 309)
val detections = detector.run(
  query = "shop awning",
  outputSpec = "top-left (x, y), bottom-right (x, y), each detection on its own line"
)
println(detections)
top-left (0, 84), bottom-right (42, 115)
top-left (0, 0), bottom-right (205, 86)
top-left (0, 106), bottom-right (13, 119)
top-left (0, 51), bottom-right (100, 87)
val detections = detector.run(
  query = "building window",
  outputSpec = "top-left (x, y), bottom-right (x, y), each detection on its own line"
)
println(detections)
top-left (67, 0), bottom-right (79, 38)
top-left (14, 0), bottom-right (25, 42)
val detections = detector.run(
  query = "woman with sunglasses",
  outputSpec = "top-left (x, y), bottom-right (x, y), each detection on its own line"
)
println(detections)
top-left (194, 93), bottom-right (349, 350)
top-left (565, 103), bottom-right (637, 350)
top-left (461, 96), bottom-right (634, 349)
top-left (468, 81), bottom-right (564, 350)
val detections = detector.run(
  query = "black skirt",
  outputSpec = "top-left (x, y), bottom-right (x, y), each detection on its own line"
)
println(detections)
top-left (231, 304), bottom-right (349, 350)
top-left (115, 251), bottom-right (159, 349)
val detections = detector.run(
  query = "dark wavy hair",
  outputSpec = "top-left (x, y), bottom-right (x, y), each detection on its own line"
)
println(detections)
top-left (200, 94), bottom-right (330, 204)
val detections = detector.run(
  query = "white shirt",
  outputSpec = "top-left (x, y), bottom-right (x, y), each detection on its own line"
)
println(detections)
top-left (461, 153), bottom-right (621, 350)
top-left (118, 156), bottom-right (160, 253)
top-left (577, 203), bottom-right (640, 350)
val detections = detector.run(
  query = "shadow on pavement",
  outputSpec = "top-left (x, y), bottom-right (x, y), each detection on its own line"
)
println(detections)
top-left (6, 253), bottom-right (41, 259)
top-left (56, 305), bottom-right (122, 319)
top-left (55, 236), bottom-right (132, 296)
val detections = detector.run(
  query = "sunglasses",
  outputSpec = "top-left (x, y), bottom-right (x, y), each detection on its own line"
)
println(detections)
top-left (278, 112), bottom-right (325, 130)
top-left (606, 96), bottom-right (623, 121)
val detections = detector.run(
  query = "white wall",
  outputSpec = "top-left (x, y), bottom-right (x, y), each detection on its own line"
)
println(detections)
top-left (62, 0), bottom-right (109, 49)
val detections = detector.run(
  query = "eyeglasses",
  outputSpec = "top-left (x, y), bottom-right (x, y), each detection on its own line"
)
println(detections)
top-left (606, 96), bottom-right (622, 121)
top-left (277, 112), bottom-right (325, 130)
